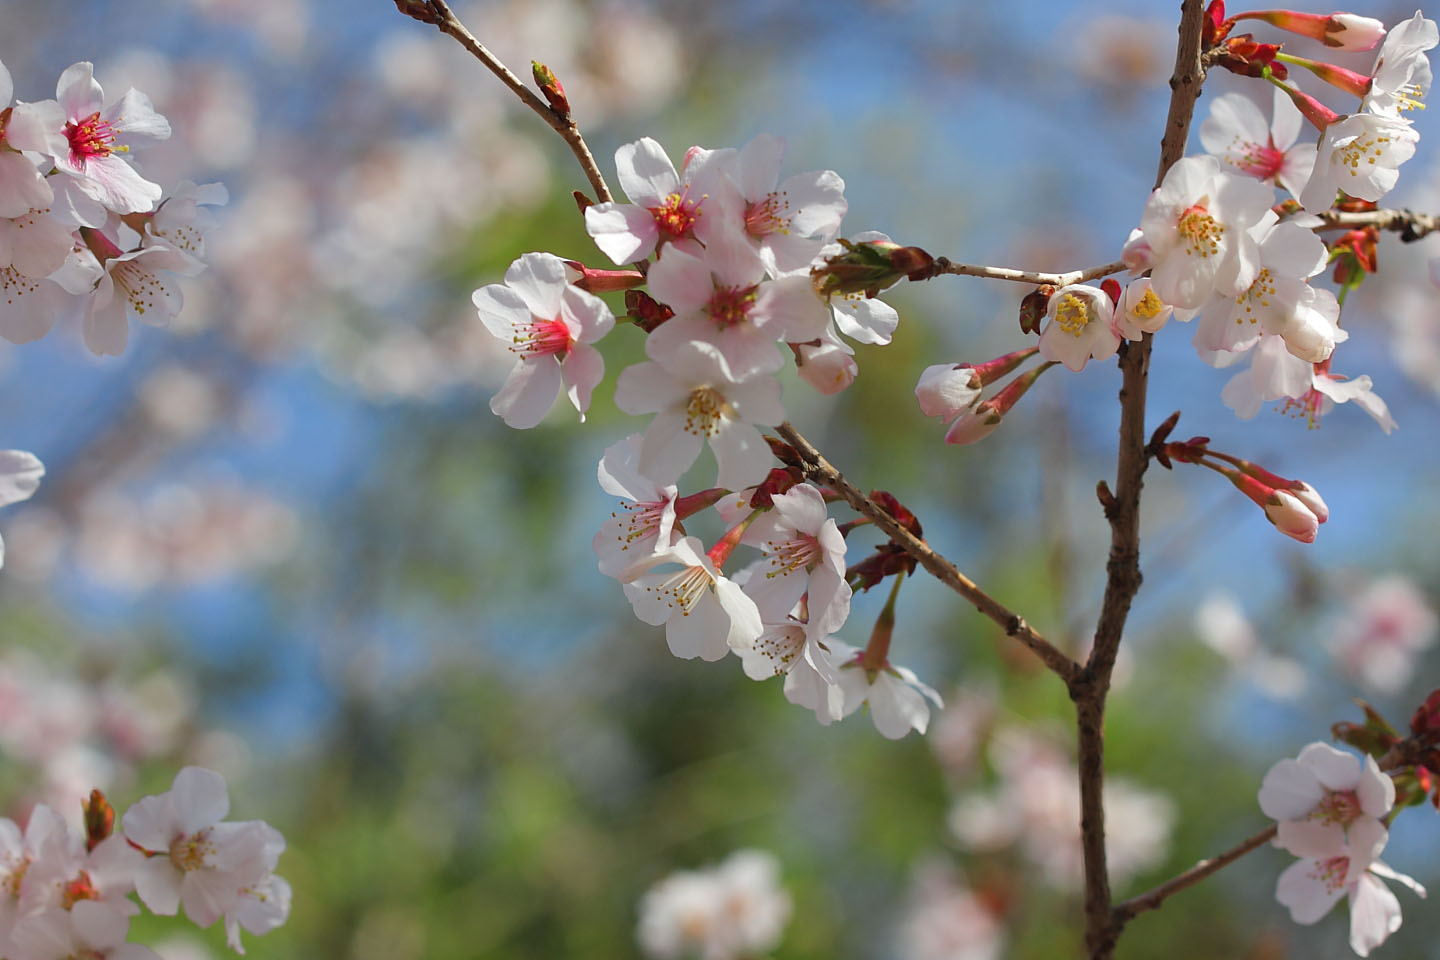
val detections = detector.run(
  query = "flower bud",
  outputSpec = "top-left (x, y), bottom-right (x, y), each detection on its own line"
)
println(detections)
top-left (811, 238), bottom-right (934, 298)
top-left (915, 364), bottom-right (982, 420)
top-left (83, 789), bottom-right (115, 852)
top-left (794, 334), bottom-right (858, 395)
top-left (1018, 286), bottom-right (1053, 335)
top-left (531, 61), bottom-right (570, 117)
top-left (563, 260), bottom-right (646, 292)
top-left (1216, 35), bottom-right (1288, 80)
top-left (1263, 489), bottom-right (1320, 543)
top-left (1231, 10), bottom-right (1385, 51)
top-left (943, 362), bottom-right (1058, 445)
top-left (1121, 228), bottom-right (1153, 275)
top-left (625, 290), bottom-right (674, 332)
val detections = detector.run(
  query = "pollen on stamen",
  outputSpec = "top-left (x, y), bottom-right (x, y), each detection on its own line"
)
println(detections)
top-left (508, 317), bottom-right (573, 360)
top-left (1053, 293), bottom-right (1092, 336)
top-left (655, 565), bottom-right (712, 615)
top-left (650, 190), bottom-right (704, 241)
top-left (683, 387), bottom-right (727, 438)
top-left (764, 536), bottom-right (819, 578)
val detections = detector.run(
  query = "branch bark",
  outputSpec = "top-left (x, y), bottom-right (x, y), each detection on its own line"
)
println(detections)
top-left (1077, 3), bottom-right (1208, 957)
top-left (774, 422), bottom-right (1080, 682)
top-left (915, 258), bottom-right (1129, 288)
top-left (398, 0), bottom-right (615, 204)
top-left (1113, 824), bottom-right (1278, 924)
top-left (1314, 207), bottom-right (1440, 242)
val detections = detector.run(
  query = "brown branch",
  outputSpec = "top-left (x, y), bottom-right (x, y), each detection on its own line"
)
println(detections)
top-left (919, 258), bottom-right (1129, 287)
top-left (1078, 3), bottom-right (1209, 958)
top-left (1314, 207), bottom-right (1440, 242)
top-left (1113, 824), bottom-right (1277, 925)
top-left (396, 0), bottom-right (614, 204)
top-left (773, 422), bottom-right (1080, 683)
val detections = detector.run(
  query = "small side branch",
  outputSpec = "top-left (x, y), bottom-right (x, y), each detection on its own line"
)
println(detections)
top-left (914, 258), bottom-right (1129, 288)
top-left (396, 0), bottom-right (614, 203)
top-left (774, 422), bottom-right (1080, 682)
top-left (1113, 824), bottom-right (1278, 925)
top-left (1315, 207), bottom-right (1440, 242)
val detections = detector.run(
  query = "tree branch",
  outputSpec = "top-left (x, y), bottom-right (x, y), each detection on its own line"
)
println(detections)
top-left (914, 258), bottom-right (1130, 288)
top-left (1113, 824), bottom-right (1277, 924)
top-left (1078, 3), bottom-right (1208, 957)
top-left (1314, 207), bottom-right (1440, 242)
top-left (773, 422), bottom-right (1080, 682)
top-left (396, 0), bottom-right (614, 203)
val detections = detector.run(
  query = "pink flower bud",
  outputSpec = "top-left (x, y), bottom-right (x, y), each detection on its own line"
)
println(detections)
top-left (1230, 10), bottom-right (1385, 51)
top-left (1286, 481), bottom-right (1329, 524)
top-left (944, 404), bottom-right (1002, 446)
top-left (1264, 489), bottom-right (1320, 543)
top-left (1121, 228), bottom-right (1153, 274)
top-left (794, 336), bottom-right (858, 395)
top-left (915, 364), bottom-right (981, 420)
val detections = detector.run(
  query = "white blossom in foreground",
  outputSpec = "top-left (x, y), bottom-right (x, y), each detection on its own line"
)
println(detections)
top-left (1137, 154), bottom-right (1273, 309)
top-left (1200, 88), bottom-right (1315, 198)
top-left (737, 482), bottom-right (848, 622)
top-left (1361, 11), bottom-right (1436, 120)
top-left (473, 251), bottom-right (615, 429)
top-left (121, 766), bottom-right (289, 947)
top-left (0, 450), bottom-right (44, 569)
top-left (826, 640), bottom-right (943, 739)
top-left (621, 535), bottom-right (762, 662)
top-left (1038, 283), bottom-right (1118, 371)
top-left (593, 434), bottom-right (680, 581)
top-left (1259, 742), bottom-right (1394, 857)
top-left (585, 137), bottom-right (732, 265)
top-left (81, 235), bottom-right (203, 357)
top-left (1300, 114), bottom-right (1419, 213)
top-left (637, 849), bottom-right (791, 960)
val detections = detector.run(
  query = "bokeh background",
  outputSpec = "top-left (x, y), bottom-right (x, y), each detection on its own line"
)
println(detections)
top-left (0, 0), bottom-right (1437, 957)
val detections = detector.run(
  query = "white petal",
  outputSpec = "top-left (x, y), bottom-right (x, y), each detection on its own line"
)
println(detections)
top-left (1276, 857), bottom-right (1345, 924)
top-left (615, 137), bottom-right (678, 207)
top-left (1349, 873), bottom-right (1403, 957)
top-left (1258, 757), bottom-right (1323, 820)
top-left (502, 252), bottom-right (567, 321)
top-left (172, 766), bottom-right (230, 833)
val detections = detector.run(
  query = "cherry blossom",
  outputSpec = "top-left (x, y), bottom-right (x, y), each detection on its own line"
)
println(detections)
top-left (1361, 11), bottom-right (1436, 120)
top-left (0, 450), bottom-right (43, 569)
top-left (1038, 284), bottom-right (1119, 372)
top-left (737, 482), bottom-right (848, 622)
top-left (584, 137), bottom-right (733, 265)
top-left (621, 535), bottom-right (763, 662)
top-left (473, 251), bottom-right (615, 429)
top-left (9, 906), bottom-right (161, 960)
top-left (695, 133), bottom-right (847, 277)
top-left (613, 343), bottom-right (783, 490)
top-left (0, 61), bottom-right (56, 218)
top-left (1259, 742), bottom-right (1394, 856)
top-left (593, 434), bottom-right (680, 581)
top-left (143, 181), bottom-right (229, 269)
top-left (1115, 278), bottom-right (1179, 340)
top-left (915, 364), bottom-right (982, 422)
top-left (827, 640), bottom-right (943, 739)
top-left (1300, 114), bottom-right (1419, 213)
top-left (1329, 576), bottom-right (1437, 694)
top-left (1217, 336), bottom-right (1392, 431)
top-left (0, 206), bottom-right (77, 281)
top-left (1137, 154), bottom-right (1273, 309)
top-left (1200, 88), bottom-right (1315, 198)
top-left (80, 234), bottom-right (203, 357)
top-left (636, 849), bottom-right (791, 960)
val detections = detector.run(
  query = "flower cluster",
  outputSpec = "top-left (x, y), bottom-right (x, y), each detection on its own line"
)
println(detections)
top-left (0, 59), bottom-right (221, 356)
top-left (475, 135), bottom-right (941, 737)
top-left (636, 849), bottom-right (791, 960)
top-left (1261, 743), bottom-right (1423, 957)
top-left (0, 767), bottom-right (289, 960)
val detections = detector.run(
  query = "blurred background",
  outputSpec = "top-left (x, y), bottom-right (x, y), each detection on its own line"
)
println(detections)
top-left (0, 0), bottom-right (1437, 957)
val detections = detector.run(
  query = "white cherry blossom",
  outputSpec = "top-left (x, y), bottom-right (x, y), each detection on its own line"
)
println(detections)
top-left (613, 342), bottom-right (784, 490)
top-left (1362, 11), bottom-right (1436, 120)
top-left (0, 60), bottom-right (55, 218)
top-left (738, 483), bottom-right (847, 622)
top-left (472, 251), bottom-right (615, 429)
top-left (81, 237), bottom-right (201, 357)
top-left (828, 641), bottom-right (943, 739)
top-left (0, 450), bottom-right (43, 569)
top-left (791, 322), bottom-right (857, 394)
top-left (1138, 155), bottom-right (1274, 309)
top-left (593, 434), bottom-right (680, 581)
top-left (1300, 114), bottom-right (1419, 213)
top-left (636, 849), bottom-right (791, 960)
top-left (1038, 283), bottom-right (1119, 372)
top-left (621, 535), bottom-right (763, 662)
top-left (1259, 742), bottom-right (1394, 857)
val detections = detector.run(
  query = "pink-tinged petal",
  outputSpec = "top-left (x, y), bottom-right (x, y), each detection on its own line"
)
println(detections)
top-left (72, 899), bottom-right (130, 949)
top-left (1298, 742), bottom-right (1362, 792)
top-left (1369, 860), bottom-right (1426, 898)
top-left (502, 252), bottom-right (566, 321)
top-left (714, 576), bottom-right (763, 653)
top-left (1270, 85), bottom-right (1303, 151)
top-left (622, 578), bottom-right (675, 626)
top-left (112, 945), bottom-right (164, 960)
top-left (754, 275), bottom-right (827, 341)
top-left (1346, 817), bottom-right (1389, 876)
top-left (615, 138), bottom-right (679, 207)
top-left (705, 233), bottom-right (765, 289)
top-left (1276, 857), bottom-right (1346, 924)
top-left (172, 766), bottom-right (230, 833)
top-left (1258, 757), bottom-right (1323, 820)
top-left (597, 435), bottom-right (659, 501)
top-left (782, 169), bottom-right (846, 238)
top-left (73, 155), bottom-right (163, 214)
top-left (1357, 754), bottom-right (1396, 817)
top-left (1276, 819), bottom-right (1346, 859)
top-left (3, 100), bottom-right (68, 159)
top-left (1260, 222), bottom-right (1327, 278)
top-left (584, 202), bottom-right (658, 265)
top-left (0, 450), bottom-right (42, 508)
top-left (561, 286), bottom-right (614, 344)
top-left (8, 211), bottom-right (76, 279)
top-left (613, 360), bottom-right (685, 416)
top-left (737, 134), bottom-right (784, 200)
top-left (180, 870), bottom-right (232, 927)
top-left (133, 857), bottom-right (183, 915)
top-left (728, 374), bottom-right (785, 427)
top-left (89, 835), bottom-right (142, 895)
top-left (57, 62), bottom-right (103, 119)
top-left (560, 342), bottom-right (603, 420)
top-left (637, 410), bottom-right (703, 485)
top-left (1277, 145), bottom-right (1316, 201)
top-left (122, 794), bottom-right (177, 852)
top-left (645, 243), bottom-right (714, 316)
top-left (710, 421), bottom-right (771, 492)
top-left (770, 482), bottom-right (827, 533)
top-left (760, 231), bottom-right (825, 277)
top-left (1150, 248), bottom-right (1216, 311)
top-left (471, 283), bottom-right (530, 341)
top-left (490, 356), bottom-right (561, 430)
top-left (10, 907), bottom-right (76, 959)
top-left (1200, 93), bottom-right (1270, 161)
top-left (1349, 873), bottom-right (1403, 957)
top-left (0, 153), bottom-right (53, 218)
top-left (104, 88), bottom-right (170, 143)
top-left (869, 674), bottom-right (931, 739)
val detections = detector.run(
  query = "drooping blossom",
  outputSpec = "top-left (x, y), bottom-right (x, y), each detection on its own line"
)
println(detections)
top-left (825, 640), bottom-right (943, 739)
top-left (1361, 11), bottom-right (1436, 120)
top-left (472, 251), bottom-right (615, 428)
top-left (621, 535), bottom-right (763, 662)
top-left (1300, 114), bottom-right (1419, 213)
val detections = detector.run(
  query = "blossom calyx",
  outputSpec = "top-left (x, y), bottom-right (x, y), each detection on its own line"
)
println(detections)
top-left (1216, 35), bottom-right (1288, 79)
top-left (531, 61), bottom-right (570, 117)
top-left (811, 238), bottom-right (933, 298)
top-left (83, 789), bottom-right (115, 851)
top-left (1018, 285), bottom-right (1053, 335)
top-left (945, 362), bottom-right (1058, 445)
top-left (1202, 1), bottom-right (1232, 46)
top-left (1412, 688), bottom-right (1440, 740)
top-left (625, 289), bottom-right (674, 332)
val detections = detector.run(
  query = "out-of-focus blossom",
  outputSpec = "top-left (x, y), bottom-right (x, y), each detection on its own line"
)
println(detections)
top-left (1330, 576), bottom-right (1437, 694)
top-left (636, 849), bottom-right (791, 960)
top-left (896, 859), bottom-right (1004, 960)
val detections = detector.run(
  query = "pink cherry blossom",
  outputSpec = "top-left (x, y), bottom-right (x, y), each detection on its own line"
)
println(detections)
top-left (473, 251), bottom-right (615, 429)
top-left (584, 137), bottom-right (733, 265)
top-left (593, 434), bottom-right (680, 581)
top-left (1330, 576), bottom-right (1437, 694)
top-left (621, 535), bottom-right (763, 662)
top-left (1259, 742), bottom-right (1394, 856)
top-left (738, 483), bottom-right (848, 624)
top-left (1300, 114), bottom-right (1419, 213)
top-left (1200, 89), bottom-right (1315, 198)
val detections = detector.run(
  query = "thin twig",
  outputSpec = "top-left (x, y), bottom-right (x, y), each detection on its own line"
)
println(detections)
top-left (920, 258), bottom-right (1129, 288)
top-left (400, 0), bottom-right (614, 203)
top-left (1314, 207), bottom-right (1440, 242)
top-left (1077, 3), bottom-right (1209, 958)
top-left (773, 422), bottom-right (1080, 683)
top-left (1113, 824), bottom-right (1278, 923)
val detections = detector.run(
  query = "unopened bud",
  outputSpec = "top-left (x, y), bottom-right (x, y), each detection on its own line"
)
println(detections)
top-left (1202, 0), bottom-right (1232, 46)
top-left (1018, 286), bottom-right (1053, 335)
top-left (563, 260), bottom-right (645, 293)
top-left (573, 190), bottom-right (594, 215)
top-left (944, 362), bottom-right (1058, 446)
top-left (394, 0), bottom-right (441, 24)
top-left (811, 238), bottom-right (934, 298)
top-left (1231, 10), bottom-right (1385, 51)
top-left (82, 789), bottom-right (115, 852)
top-left (1273, 78), bottom-right (1342, 131)
top-left (531, 61), bottom-right (570, 117)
